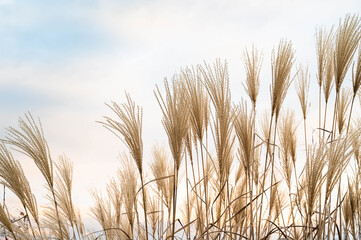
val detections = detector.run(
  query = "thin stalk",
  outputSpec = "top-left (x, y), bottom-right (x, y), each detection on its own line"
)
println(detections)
top-left (257, 113), bottom-right (274, 239)
top-left (51, 187), bottom-right (64, 240)
top-left (303, 118), bottom-right (308, 157)
top-left (321, 91), bottom-right (338, 239)
top-left (140, 175), bottom-right (149, 240)
top-left (322, 101), bottom-right (329, 142)
top-left (185, 154), bottom-right (191, 240)
top-left (189, 145), bottom-right (201, 237)
top-left (327, 92), bottom-right (339, 240)
top-left (319, 84), bottom-right (322, 144)
top-left (249, 103), bottom-right (256, 240)
top-left (2, 185), bottom-right (4, 240)
top-left (287, 176), bottom-right (297, 239)
top-left (171, 167), bottom-right (179, 240)
top-left (245, 171), bottom-right (249, 237)
top-left (332, 94), bottom-right (356, 239)
top-left (195, 143), bottom-right (202, 204)
top-left (322, 96), bottom-right (338, 240)
top-left (74, 221), bottom-right (82, 240)
top-left (334, 179), bottom-right (342, 238)
top-left (194, 142), bottom-right (204, 235)
top-left (304, 114), bottom-right (310, 238)
top-left (160, 201), bottom-right (163, 240)
top-left (71, 221), bottom-right (77, 240)
top-left (200, 143), bottom-right (209, 240)
top-left (226, 180), bottom-right (232, 239)
top-left (2, 186), bottom-right (4, 207)
top-left (135, 204), bottom-right (139, 239)
top-left (10, 230), bottom-right (17, 240)
top-left (304, 117), bottom-right (310, 239)
top-left (318, 101), bottom-right (329, 240)
top-left (268, 117), bottom-right (279, 225)
top-left (346, 95), bottom-right (356, 134)
top-left (331, 92), bottom-right (339, 141)
top-left (23, 206), bottom-right (36, 240)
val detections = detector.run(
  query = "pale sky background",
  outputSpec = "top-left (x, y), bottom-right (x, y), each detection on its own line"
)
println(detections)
top-left (0, 0), bottom-right (360, 231)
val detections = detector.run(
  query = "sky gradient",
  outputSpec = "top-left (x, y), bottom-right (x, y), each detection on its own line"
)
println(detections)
top-left (1, 0), bottom-right (360, 230)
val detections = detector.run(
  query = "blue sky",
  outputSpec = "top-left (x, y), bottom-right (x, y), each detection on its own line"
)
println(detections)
top-left (0, 0), bottom-right (360, 231)
top-left (0, 1), bottom-right (112, 63)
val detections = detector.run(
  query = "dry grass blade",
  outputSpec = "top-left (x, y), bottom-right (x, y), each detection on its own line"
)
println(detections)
top-left (243, 45), bottom-right (263, 106)
top-left (271, 40), bottom-right (295, 119)
top-left (334, 14), bottom-right (361, 93)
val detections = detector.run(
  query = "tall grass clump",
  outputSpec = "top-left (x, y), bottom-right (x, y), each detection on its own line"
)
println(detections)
top-left (99, 94), bottom-right (149, 240)
top-left (154, 77), bottom-right (189, 240)
top-left (1, 13), bottom-right (361, 240)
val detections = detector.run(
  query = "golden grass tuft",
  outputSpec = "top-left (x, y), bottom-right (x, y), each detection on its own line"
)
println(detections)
top-left (2, 13), bottom-right (361, 240)
top-left (243, 45), bottom-right (263, 106)
top-left (334, 14), bottom-right (361, 93)
top-left (296, 66), bottom-right (310, 120)
top-left (100, 94), bottom-right (144, 175)
top-left (271, 40), bottom-right (295, 119)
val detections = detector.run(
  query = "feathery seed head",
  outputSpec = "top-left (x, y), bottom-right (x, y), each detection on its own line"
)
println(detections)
top-left (334, 14), bottom-right (361, 93)
top-left (100, 94), bottom-right (144, 175)
top-left (182, 66), bottom-right (210, 143)
top-left (296, 65), bottom-right (310, 119)
top-left (5, 113), bottom-right (54, 189)
top-left (271, 40), bottom-right (295, 119)
top-left (154, 76), bottom-right (189, 171)
top-left (200, 59), bottom-right (235, 184)
top-left (316, 26), bottom-right (334, 87)
top-left (243, 45), bottom-right (263, 106)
